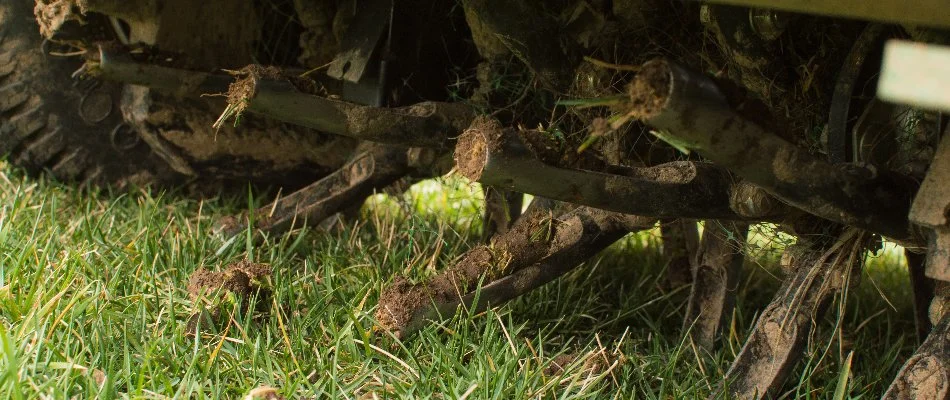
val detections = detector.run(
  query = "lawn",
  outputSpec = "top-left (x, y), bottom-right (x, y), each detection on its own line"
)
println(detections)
top-left (0, 163), bottom-right (920, 399)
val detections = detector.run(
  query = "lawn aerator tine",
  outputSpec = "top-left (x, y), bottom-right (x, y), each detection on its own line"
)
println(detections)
top-left (908, 131), bottom-right (950, 282)
top-left (97, 47), bottom-right (474, 148)
top-left (375, 201), bottom-right (656, 339)
top-left (216, 142), bottom-right (409, 240)
top-left (714, 228), bottom-right (867, 399)
top-left (882, 287), bottom-right (950, 399)
top-left (628, 58), bottom-right (918, 242)
top-left (906, 249), bottom-right (936, 342)
top-left (662, 219), bottom-right (700, 287)
top-left (480, 186), bottom-right (523, 242)
top-left (683, 221), bottom-right (749, 353)
top-left (454, 117), bottom-right (755, 220)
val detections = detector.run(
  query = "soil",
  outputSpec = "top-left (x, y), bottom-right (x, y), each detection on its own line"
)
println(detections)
top-left (224, 66), bottom-right (283, 116)
top-left (245, 386), bottom-right (285, 400)
top-left (187, 260), bottom-right (272, 300)
top-left (454, 116), bottom-right (502, 181)
top-left (33, 0), bottom-right (78, 38)
top-left (520, 129), bottom-right (568, 167)
top-left (543, 349), bottom-right (621, 379)
top-left (184, 260), bottom-right (273, 336)
top-left (898, 356), bottom-right (948, 399)
top-left (626, 60), bottom-right (672, 119)
top-left (223, 65), bottom-right (326, 118)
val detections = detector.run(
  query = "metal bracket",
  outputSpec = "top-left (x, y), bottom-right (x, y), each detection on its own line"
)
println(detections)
top-left (327, 0), bottom-right (394, 106)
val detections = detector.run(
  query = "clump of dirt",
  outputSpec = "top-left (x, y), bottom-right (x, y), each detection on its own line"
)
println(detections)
top-left (225, 66), bottom-right (281, 113)
top-left (626, 59), bottom-right (672, 119)
top-left (545, 353), bottom-right (578, 376)
top-left (520, 128), bottom-right (567, 166)
top-left (34, 0), bottom-right (79, 39)
top-left (543, 348), bottom-right (624, 380)
top-left (244, 386), bottom-right (285, 400)
top-left (455, 116), bottom-right (503, 181)
top-left (184, 260), bottom-right (273, 336)
top-left (455, 115), bottom-right (608, 183)
top-left (215, 65), bottom-right (326, 130)
top-left (375, 202), bottom-right (564, 336)
top-left (187, 260), bottom-right (272, 300)
top-left (375, 245), bottom-right (499, 337)
top-left (374, 277), bottom-right (437, 339)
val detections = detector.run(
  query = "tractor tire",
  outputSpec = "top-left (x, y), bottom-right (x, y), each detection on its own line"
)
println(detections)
top-left (0, 1), bottom-right (177, 186)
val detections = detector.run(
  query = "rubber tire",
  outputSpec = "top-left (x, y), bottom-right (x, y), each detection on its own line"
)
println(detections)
top-left (0, 2), bottom-right (175, 186)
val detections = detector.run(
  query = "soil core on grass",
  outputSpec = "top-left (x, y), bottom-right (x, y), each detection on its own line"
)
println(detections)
top-left (187, 260), bottom-right (272, 299)
top-left (184, 260), bottom-right (273, 335)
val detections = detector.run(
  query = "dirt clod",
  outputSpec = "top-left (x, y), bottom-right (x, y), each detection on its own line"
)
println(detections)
top-left (187, 260), bottom-right (272, 300)
top-left (244, 386), bottom-right (285, 400)
top-left (217, 65), bottom-right (325, 130)
top-left (627, 59), bottom-right (672, 118)
top-left (455, 116), bottom-right (503, 181)
top-left (544, 348), bottom-right (623, 380)
top-left (184, 261), bottom-right (273, 336)
top-left (33, 0), bottom-right (79, 39)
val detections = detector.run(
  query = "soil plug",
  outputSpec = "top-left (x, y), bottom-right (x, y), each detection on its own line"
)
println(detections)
top-left (185, 260), bottom-right (273, 336)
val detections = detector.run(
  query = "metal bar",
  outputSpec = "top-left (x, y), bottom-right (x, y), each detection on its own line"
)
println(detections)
top-left (454, 120), bottom-right (781, 221)
top-left (376, 203), bottom-right (656, 339)
top-left (96, 47), bottom-right (474, 148)
top-left (699, 0), bottom-right (950, 29)
top-left (882, 292), bottom-right (950, 399)
top-left (215, 143), bottom-right (409, 240)
top-left (628, 58), bottom-right (918, 241)
top-left (683, 221), bottom-right (749, 351)
top-left (910, 129), bottom-right (950, 281)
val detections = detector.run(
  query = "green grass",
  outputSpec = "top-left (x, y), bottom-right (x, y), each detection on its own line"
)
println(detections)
top-left (0, 164), bottom-right (921, 399)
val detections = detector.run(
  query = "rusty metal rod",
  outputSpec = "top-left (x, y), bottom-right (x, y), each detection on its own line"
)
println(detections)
top-left (627, 58), bottom-right (917, 241)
